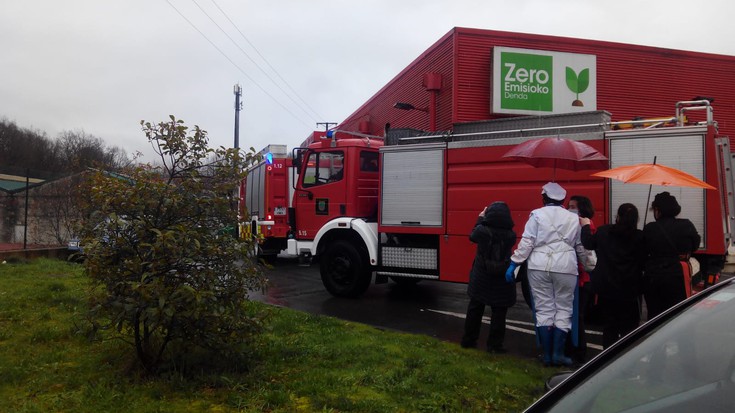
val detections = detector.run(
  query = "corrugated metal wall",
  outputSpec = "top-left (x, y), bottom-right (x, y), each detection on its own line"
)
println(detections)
top-left (339, 27), bottom-right (735, 146)
top-left (338, 31), bottom-right (456, 135)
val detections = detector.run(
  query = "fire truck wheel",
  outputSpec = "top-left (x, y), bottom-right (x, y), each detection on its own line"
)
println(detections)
top-left (258, 254), bottom-right (277, 265)
top-left (320, 240), bottom-right (372, 297)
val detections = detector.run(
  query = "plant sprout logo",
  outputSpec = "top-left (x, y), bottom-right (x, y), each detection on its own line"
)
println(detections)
top-left (566, 67), bottom-right (590, 107)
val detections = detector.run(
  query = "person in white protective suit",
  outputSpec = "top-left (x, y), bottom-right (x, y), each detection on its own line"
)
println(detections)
top-left (505, 182), bottom-right (587, 367)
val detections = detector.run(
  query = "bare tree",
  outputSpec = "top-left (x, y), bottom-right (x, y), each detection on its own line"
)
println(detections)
top-left (0, 120), bottom-right (131, 175)
top-left (55, 130), bottom-right (128, 171)
top-left (0, 118), bottom-right (57, 174)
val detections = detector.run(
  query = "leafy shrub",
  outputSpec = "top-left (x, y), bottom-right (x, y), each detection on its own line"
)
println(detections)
top-left (80, 117), bottom-right (265, 373)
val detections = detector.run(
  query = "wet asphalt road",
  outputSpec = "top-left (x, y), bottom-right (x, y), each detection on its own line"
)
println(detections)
top-left (252, 257), bottom-right (604, 362)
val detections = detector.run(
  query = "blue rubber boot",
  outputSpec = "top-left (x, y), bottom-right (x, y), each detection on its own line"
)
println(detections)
top-left (536, 326), bottom-right (553, 366)
top-left (552, 327), bottom-right (574, 367)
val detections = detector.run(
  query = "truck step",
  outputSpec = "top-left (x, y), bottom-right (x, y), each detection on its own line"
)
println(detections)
top-left (375, 271), bottom-right (439, 280)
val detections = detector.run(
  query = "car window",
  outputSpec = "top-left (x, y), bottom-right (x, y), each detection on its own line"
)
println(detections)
top-left (544, 285), bottom-right (735, 413)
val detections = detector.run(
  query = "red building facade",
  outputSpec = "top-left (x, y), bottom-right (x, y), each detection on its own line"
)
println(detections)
top-left (337, 27), bottom-right (735, 144)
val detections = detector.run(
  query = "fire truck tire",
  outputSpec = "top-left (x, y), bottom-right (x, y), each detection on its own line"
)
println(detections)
top-left (320, 240), bottom-right (372, 297)
top-left (259, 254), bottom-right (277, 265)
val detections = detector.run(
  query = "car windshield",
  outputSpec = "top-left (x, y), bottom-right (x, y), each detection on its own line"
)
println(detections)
top-left (544, 282), bottom-right (735, 413)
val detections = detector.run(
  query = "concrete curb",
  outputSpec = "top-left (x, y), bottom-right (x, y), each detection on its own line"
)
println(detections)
top-left (0, 247), bottom-right (71, 261)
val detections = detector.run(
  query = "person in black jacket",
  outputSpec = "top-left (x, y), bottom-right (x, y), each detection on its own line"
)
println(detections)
top-left (580, 203), bottom-right (645, 348)
top-left (642, 192), bottom-right (701, 319)
top-left (566, 194), bottom-right (595, 363)
top-left (461, 201), bottom-right (516, 353)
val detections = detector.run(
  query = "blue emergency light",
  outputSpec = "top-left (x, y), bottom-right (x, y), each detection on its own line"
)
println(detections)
top-left (265, 152), bottom-right (273, 164)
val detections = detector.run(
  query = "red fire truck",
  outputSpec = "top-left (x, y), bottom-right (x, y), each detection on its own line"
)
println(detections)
top-left (244, 101), bottom-right (734, 297)
top-left (240, 134), bottom-right (382, 263)
top-left (240, 144), bottom-right (293, 258)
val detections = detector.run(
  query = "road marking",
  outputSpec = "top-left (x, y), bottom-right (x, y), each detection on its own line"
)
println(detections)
top-left (424, 308), bottom-right (604, 351)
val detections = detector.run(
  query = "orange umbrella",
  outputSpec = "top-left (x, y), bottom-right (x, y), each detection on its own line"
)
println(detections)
top-left (591, 163), bottom-right (716, 190)
top-left (593, 158), bottom-right (716, 224)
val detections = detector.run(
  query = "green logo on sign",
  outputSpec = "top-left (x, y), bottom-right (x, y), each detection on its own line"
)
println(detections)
top-left (500, 52), bottom-right (553, 111)
top-left (565, 67), bottom-right (590, 107)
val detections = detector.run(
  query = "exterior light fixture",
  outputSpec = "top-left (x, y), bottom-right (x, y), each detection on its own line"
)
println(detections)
top-left (692, 96), bottom-right (714, 103)
top-left (393, 102), bottom-right (429, 112)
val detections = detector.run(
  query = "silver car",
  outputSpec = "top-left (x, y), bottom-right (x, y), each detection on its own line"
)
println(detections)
top-left (525, 277), bottom-right (735, 413)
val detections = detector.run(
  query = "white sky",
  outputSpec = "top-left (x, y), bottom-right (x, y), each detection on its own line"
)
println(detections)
top-left (2, 0), bottom-right (735, 164)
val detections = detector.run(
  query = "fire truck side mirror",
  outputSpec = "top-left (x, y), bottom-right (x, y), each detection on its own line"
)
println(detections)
top-left (292, 148), bottom-right (305, 170)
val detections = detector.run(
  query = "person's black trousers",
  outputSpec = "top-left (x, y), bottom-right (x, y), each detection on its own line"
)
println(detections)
top-left (462, 298), bottom-right (509, 351)
top-left (599, 295), bottom-right (640, 349)
top-left (644, 276), bottom-right (686, 320)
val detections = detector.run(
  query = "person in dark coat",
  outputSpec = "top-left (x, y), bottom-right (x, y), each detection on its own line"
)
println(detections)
top-left (580, 203), bottom-right (646, 348)
top-left (642, 192), bottom-right (701, 320)
top-left (565, 194), bottom-right (596, 363)
top-left (461, 201), bottom-right (516, 353)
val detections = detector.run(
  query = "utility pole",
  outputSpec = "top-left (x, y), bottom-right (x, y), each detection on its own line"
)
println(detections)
top-left (23, 170), bottom-right (29, 250)
top-left (233, 84), bottom-right (242, 149)
top-left (316, 122), bottom-right (337, 132)
top-left (232, 84), bottom-right (243, 239)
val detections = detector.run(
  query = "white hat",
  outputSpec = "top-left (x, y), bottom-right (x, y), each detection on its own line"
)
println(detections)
top-left (542, 182), bottom-right (566, 201)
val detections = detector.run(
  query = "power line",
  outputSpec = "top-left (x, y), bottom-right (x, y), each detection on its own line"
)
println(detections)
top-left (209, 0), bottom-right (325, 121)
top-left (164, 0), bottom-right (313, 128)
top-left (194, 0), bottom-right (324, 122)
top-left (188, 0), bottom-right (321, 124)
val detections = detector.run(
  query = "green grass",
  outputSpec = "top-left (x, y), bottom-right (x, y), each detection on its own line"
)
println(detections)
top-left (0, 258), bottom-right (554, 412)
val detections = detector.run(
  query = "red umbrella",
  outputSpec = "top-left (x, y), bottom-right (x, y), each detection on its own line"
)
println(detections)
top-left (502, 137), bottom-right (608, 174)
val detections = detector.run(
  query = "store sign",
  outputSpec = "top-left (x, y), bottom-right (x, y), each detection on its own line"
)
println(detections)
top-left (492, 47), bottom-right (596, 115)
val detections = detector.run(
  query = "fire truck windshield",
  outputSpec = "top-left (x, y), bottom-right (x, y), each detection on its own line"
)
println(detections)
top-left (303, 151), bottom-right (344, 187)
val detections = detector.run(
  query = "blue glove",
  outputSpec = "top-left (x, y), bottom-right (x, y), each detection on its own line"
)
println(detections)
top-left (505, 261), bottom-right (519, 283)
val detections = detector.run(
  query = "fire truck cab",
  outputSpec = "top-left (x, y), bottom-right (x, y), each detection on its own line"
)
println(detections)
top-left (284, 131), bottom-right (382, 285)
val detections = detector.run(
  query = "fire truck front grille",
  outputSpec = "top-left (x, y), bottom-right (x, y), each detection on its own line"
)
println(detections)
top-left (381, 246), bottom-right (437, 270)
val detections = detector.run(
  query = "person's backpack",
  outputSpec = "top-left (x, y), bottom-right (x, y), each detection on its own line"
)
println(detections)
top-left (483, 235), bottom-right (510, 278)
